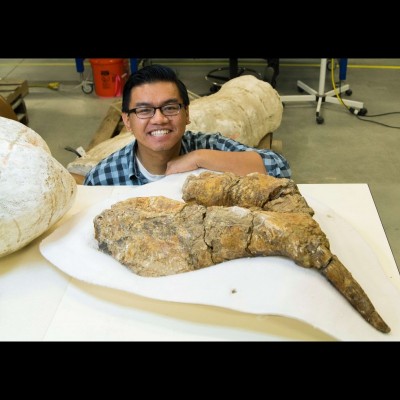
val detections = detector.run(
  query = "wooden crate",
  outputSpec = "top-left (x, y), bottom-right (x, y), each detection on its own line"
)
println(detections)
top-left (0, 79), bottom-right (29, 125)
top-left (87, 100), bottom-right (123, 150)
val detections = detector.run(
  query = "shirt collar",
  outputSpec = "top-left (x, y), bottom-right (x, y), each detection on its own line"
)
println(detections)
top-left (129, 138), bottom-right (186, 184)
top-left (129, 140), bottom-right (140, 180)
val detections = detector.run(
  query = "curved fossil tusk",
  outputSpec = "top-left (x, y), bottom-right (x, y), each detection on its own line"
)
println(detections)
top-left (320, 255), bottom-right (390, 333)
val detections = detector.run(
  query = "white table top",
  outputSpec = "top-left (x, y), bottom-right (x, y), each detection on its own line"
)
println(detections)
top-left (1, 178), bottom-right (399, 341)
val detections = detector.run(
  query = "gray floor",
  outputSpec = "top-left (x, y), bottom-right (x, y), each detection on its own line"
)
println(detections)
top-left (1, 58), bottom-right (399, 272)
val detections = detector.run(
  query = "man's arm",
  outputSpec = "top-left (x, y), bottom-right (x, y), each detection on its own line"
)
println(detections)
top-left (165, 149), bottom-right (267, 176)
top-left (177, 132), bottom-right (291, 178)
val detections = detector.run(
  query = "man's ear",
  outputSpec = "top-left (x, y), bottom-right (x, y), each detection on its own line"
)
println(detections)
top-left (122, 113), bottom-right (132, 131)
top-left (185, 106), bottom-right (191, 125)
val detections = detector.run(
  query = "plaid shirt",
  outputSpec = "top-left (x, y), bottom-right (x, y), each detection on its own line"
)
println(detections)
top-left (84, 131), bottom-right (291, 186)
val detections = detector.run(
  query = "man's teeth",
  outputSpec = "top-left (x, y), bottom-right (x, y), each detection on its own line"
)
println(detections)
top-left (150, 130), bottom-right (169, 137)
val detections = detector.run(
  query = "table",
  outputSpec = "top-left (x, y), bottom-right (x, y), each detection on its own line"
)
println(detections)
top-left (1, 180), bottom-right (399, 341)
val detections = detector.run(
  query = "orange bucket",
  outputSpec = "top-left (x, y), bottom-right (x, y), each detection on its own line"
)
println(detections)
top-left (89, 58), bottom-right (129, 97)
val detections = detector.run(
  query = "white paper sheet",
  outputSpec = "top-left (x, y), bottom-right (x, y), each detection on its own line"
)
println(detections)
top-left (39, 171), bottom-right (400, 341)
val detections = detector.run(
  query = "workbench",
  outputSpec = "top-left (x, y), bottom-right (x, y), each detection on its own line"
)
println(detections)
top-left (1, 172), bottom-right (399, 341)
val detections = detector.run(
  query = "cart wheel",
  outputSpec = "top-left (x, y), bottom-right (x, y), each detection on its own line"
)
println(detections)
top-left (358, 108), bottom-right (368, 116)
top-left (345, 89), bottom-right (352, 96)
top-left (82, 82), bottom-right (94, 94)
top-left (316, 116), bottom-right (324, 124)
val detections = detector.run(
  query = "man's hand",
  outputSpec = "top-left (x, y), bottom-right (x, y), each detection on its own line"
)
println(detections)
top-left (165, 149), bottom-right (267, 176)
top-left (165, 152), bottom-right (201, 175)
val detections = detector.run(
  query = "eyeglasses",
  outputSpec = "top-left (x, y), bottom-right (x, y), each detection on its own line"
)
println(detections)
top-left (128, 103), bottom-right (184, 119)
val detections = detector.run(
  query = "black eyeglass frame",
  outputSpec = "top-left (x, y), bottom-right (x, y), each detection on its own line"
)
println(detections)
top-left (127, 103), bottom-right (184, 119)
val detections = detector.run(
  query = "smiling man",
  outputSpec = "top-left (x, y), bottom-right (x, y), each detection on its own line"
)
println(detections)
top-left (84, 64), bottom-right (291, 186)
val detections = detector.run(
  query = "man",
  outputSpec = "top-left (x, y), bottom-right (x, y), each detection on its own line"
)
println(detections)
top-left (84, 64), bottom-right (291, 185)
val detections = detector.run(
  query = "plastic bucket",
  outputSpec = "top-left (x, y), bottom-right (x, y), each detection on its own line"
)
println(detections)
top-left (89, 58), bottom-right (129, 97)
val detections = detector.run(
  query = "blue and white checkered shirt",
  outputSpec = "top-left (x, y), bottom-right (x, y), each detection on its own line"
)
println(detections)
top-left (84, 131), bottom-right (291, 186)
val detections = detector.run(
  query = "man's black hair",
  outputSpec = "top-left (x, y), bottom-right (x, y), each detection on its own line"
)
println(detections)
top-left (122, 64), bottom-right (190, 113)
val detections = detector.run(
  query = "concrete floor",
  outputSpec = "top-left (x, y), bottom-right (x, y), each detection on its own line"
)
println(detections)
top-left (1, 58), bottom-right (399, 272)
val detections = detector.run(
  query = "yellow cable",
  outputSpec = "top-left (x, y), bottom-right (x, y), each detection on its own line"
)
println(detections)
top-left (331, 59), bottom-right (350, 110)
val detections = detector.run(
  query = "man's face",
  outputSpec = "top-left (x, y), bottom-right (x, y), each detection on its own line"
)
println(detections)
top-left (122, 81), bottom-right (190, 153)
